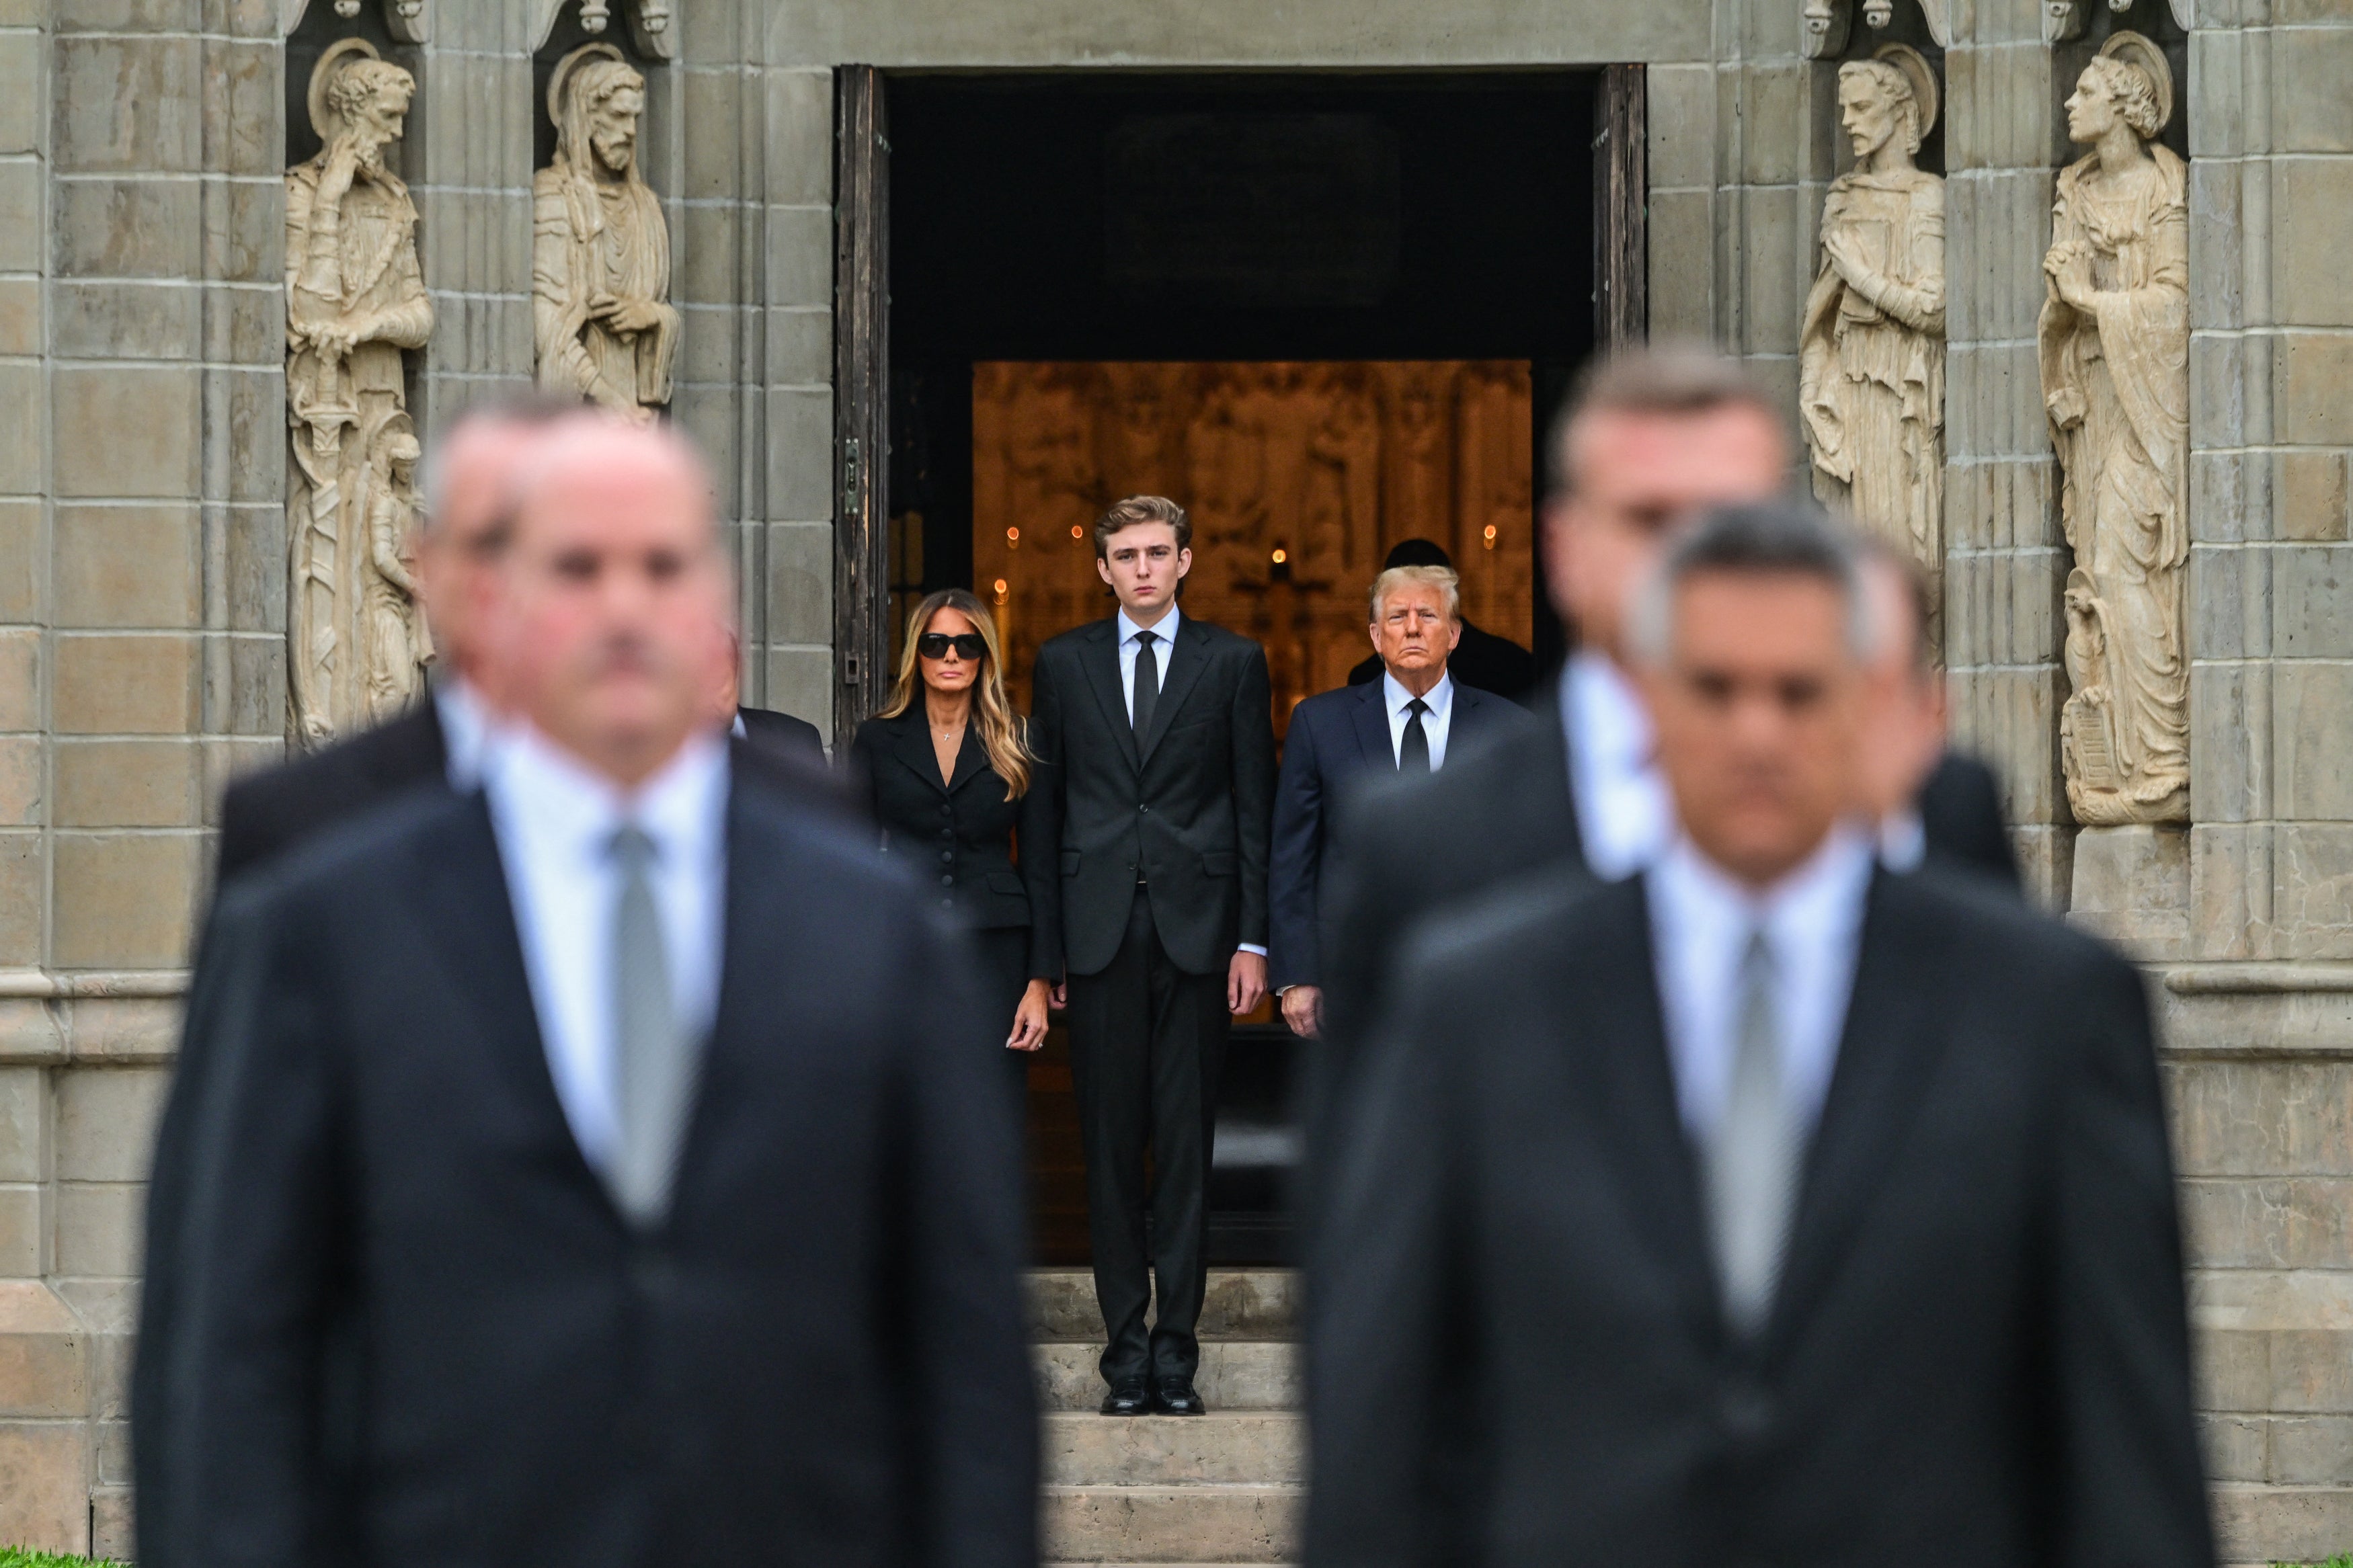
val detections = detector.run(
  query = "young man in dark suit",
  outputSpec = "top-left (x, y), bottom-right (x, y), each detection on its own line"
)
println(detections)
top-left (1307, 503), bottom-right (2210, 1568)
top-left (141, 419), bottom-right (1035, 1568)
top-left (1029, 495), bottom-right (1277, 1418)
top-left (1270, 563), bottom-right (1533, 1044)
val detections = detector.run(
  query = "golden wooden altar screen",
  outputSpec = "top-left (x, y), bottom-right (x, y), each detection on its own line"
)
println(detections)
top-left (969, 360), bottom-right (1535, 734)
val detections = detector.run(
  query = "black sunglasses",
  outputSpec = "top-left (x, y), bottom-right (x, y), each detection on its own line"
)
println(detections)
top-left (918, 632), bottom-right (987, 661)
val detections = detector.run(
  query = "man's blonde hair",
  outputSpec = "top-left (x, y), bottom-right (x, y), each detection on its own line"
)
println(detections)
top-left (1369, 564), bottom-right (1461, 624)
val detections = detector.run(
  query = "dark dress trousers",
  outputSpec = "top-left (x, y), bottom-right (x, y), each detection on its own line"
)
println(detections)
top-left (1917, 749), bottom-right (2020, 890)
top-left (1346, 617), bottom-right (1539, 704)
top-left (1308, 868), bottom-right (2212, 1568)
top-left (1029, 614), bottom-right (1276, 1388)
top-left (1269, 677), bottom-right (1535, 995)
top-left (851, 708), bottom-right (1059, 1100)
top-left (139, 766), bottom-right (1037, 1568)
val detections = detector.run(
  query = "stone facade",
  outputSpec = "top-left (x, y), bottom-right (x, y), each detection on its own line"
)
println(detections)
top-left (0, 0), bottom-right (2342, 1560)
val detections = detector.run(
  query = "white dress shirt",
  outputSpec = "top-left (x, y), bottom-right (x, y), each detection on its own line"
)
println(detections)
top-left (1563, 651), bottom-right (1673, 879)
top-left (434, 677), bottom-right (497, 791)
top-left (482, 724), bottom-right (730, 1174)
top-left (1116, 604), bottom-right (1181, 722)
top-left (1878, 807), bottom-right (1927, 872)
top-left (1381, 670), bottom-right (1455, 770)
top-left (1645, 824), bottom-right (1874, 1140)
top-left (1113, 604), bottom-right (1264, 960)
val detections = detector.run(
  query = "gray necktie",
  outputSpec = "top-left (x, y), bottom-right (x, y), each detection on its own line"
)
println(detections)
top-left (1706, 928), bottom-right (1801, 1338)
top-left (608, 825), bottom-right (694, 1228)
top-left (1131, 629), bottom-right (1159, 741)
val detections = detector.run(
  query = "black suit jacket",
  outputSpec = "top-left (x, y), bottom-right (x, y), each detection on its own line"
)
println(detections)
top-left (1029, 615), bottom-right (1277, 977)
top-left (851, 708), bottom-right (1058, 975)
top-left (737, 704), bottom-right (826, 763)
top-left (140, 766), bottom-right (1036, 1568)
top-left (214, 699), bottom-right (448, 886)
top-left (1917, 750), bottom-right (2020, 890)
top-left (1269, 679), bottom-right (1536, 993)
top-left (1347, 617), bottom-right (1540, 704)
top-left (1308, 868), bottom-right (2211, 1568)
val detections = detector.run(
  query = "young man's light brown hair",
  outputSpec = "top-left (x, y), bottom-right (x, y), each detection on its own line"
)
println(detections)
top-left (1093, 494), bottom-right (1192, 558)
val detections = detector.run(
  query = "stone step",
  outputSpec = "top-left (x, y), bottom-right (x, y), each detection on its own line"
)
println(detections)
top-left (1028, 1268), bottom-right (1299, 1342)
top-left (1041, 1483), bottom-right (1302, 1563)
top-left (1033, 1339), bottom-right (1301, 1412)
top-left (1042, 1411), bottom-right (1306, 1486)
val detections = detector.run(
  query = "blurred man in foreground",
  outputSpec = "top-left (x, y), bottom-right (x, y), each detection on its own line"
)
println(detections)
top-left (141, 421), bottom-right (1035, 1568)
top-left (1272, 563), bottom-right (1532, 1042)
top-left (1307, 501), bottom-right (2208, 1568)
top-left (1856, 542), bottom-right (2020, 889)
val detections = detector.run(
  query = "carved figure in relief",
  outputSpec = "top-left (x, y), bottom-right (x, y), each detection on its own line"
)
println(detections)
top-left (535, 43), bottom-right (679, 421)
top-left (360, 423), bottom-right (432, 722)
top-left (286, 38), bottom-right (434, 746)
top-left (1800, 44), bottom-right (1946, 651)
top-left (2038, 32), bottom-right (2190, 826)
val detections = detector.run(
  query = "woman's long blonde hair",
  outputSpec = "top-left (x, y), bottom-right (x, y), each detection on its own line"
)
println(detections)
top-left (878, 589), bottom-right (1033, 798)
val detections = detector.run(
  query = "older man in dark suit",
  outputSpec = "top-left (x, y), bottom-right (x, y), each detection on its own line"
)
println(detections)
top-left (1271, 563), bottom-right (1533, 1042)
top-left (140, 420), bottom-right (1035, 1568)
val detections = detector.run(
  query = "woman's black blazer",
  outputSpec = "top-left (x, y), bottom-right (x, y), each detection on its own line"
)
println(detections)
top-left (850, 707), bottom-right (1060, 980)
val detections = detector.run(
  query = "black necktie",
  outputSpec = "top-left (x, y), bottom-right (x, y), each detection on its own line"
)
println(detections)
top-left (1131, 630), bottom-right (1159, 741)
top-left (1400, 697), bottom-right (1431, 775)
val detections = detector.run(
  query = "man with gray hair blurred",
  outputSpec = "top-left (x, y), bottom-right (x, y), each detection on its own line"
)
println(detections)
top-left (1270, 561), bottom-right (1532, 1042)
top-left (1308, 499), bottom-right (2208, 1568)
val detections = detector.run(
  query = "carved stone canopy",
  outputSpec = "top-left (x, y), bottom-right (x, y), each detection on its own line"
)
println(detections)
top-left (531, 0), bottom-right (676, 60)
top-left (1802, 0), bottom-right (1952, 59)
top-left (280, 0), bottom-right (428, 42)
top-left (2042, 0), bottom-right (2195, 43)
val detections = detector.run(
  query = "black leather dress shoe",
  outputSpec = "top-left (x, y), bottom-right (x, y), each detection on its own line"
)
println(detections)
top-left (1101, 1385), bottom-right (1152, 1417)
top-left (1152, 1380), bottom-right (1207, 1415)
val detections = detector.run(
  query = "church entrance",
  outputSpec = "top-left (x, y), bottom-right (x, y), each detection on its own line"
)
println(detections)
top-left (836, 69), bottom-right (1640, 1262)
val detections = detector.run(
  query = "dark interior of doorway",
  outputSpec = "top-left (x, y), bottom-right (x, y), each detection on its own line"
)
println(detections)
top-left (884, 71), bottom-right (1601, 1264)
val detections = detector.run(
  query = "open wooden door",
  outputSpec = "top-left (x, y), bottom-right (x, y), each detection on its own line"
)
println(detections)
top-left (834, 67), bottom-right (891, 743)
top-left (1593, 63), bottom-right (1647, 347)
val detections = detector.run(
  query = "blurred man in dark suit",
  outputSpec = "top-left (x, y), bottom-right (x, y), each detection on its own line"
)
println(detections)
top-left (1272, 563), bottom-right (1533, 1042)
top-left (141, 420), bottom-right (1035, 1568)
top-left (1856, 542), bottom-right (2020, 891)
top-left (1308, 502), bottom-right (2210, 1568)
top-left (1344, 539), bottom-right (1538, 704)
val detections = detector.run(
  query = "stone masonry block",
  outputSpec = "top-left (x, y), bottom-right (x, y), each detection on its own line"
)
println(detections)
top-left (53, 366), bottom-right (200, 499)
top-left (2191, 662), bottom-right (2270, 825)
top-left (1740, 184), bottom-right (1803, 357)
top-left (0, 159), bottom-right (40, 273)
top-left (2273, 663), bottom-right (2353, 819)
top-left (0, 1186), bottom-right (36, 1278)
top-left (52, 1068), bottom-right (165, 1184)
top-left (766, 385), bottom-right (832, 523)
top-left (223, 502), bottom-right (286, 632)
top-left (0, 1282), bottom-right (88, 1419)
top-left (766, 304), bottom-right (829, 388)
top-left (200, 173), bottom-right (280, 285)
top-left (54, 175), bottom-right (201, 279)
top-left (56, 739), bottom-right (199, 829)
top-left (2270, 544), bottom-right (2353, 657)
top-left (0, 1069), bottom-right (39, 1184)
top-left (2276, 28), bottom-right (2353, 153)
top-left (0, 835), bottom-right (38, 968)
top-left (0, 735), bottom-right (39, 827)
top-left (63, 996), bottom-right (180, 1063)
top-left (204, 36), bottom-right (278, 181)
top-left (763, 69), bottom-right (833, 207)
top-left (1646, 187), bottom-right (1714, 341)
top-left (2279, 332), bottom-right (2353, 447)
top-left (0, 278), bottom-right (34, 360)
top-left (682, 67), bottom-right (747, 202)
top-left (768, 520), bottom-right (831, 645)
top-left (54, 503), bottom-right (200, 630)
top-left (0, 627), bottom-right (37, 731)
top-left (2269, 1329), bottom-right (2353, 1411)
top-left (54, 34), bottom-right (200, 174)
top-left (681, 201), bottom-right (742, 307)
top-left (0, 502), bottom-right (26, 623)
top-left (2183, 1178), bottom-right (2353, 1270)
top-left (2272, 825), bottom-right (2353, 960)
top-left (2193, 544), bottom-right (2268, 661)
top-left (2171, 1060), bottom-right (2353, 1178)
top-left (0, 34), bottom-right (37, 161)
top-left (50, 1181), bottom-right (143, 1278)
top-left (1737, 61), bottom-right (1806, 186)
top-left (2196, 1325), bottom-right (2272, 1412)
top-left (2202, 1414), bottom-right (2266, 1482)
top-left (2188, 157), bottom-right (2245, 337)
top-left (2191, 331), bottom-right (2250, 454)
top-left (53, 632), bottom-right (198, 735)
top-left (2276, 161), bottom-right (2353, 327)
top-left (2215, 1482), bottom-right (2353, 1568)
top-left (764, 201), bottom-right (830, 308)
top-left (764, 646), bottom-right (832, 744)
top-left (56, 0), bottom-right (200, 29)
top-left (2279, 450), bottom-right (2350, 542)
top-left (2190, 820), bottom-right (2271, 958)
top-left (678, 303), bottom-right (742, 388)
top-left (52, 832), bottom-right (199, 969)
top-left (1645, 63), bottom-right (1713, 191)
top-left (2272, 1414), bottom-right (2353, 1485)
top-left (51, 280), bottom-right (201, 362)
top-left (0, 1419), bottom-right (86, 1555)
top-left (0, 362), bottom-right (42, 497)
top-left (220, 630), bottom-right (284, 737)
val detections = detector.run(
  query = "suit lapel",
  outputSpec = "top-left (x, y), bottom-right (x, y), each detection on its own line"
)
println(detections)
top-left (1766, 870), bottom-right (1952, 1345)
top-left (1076, 620), bottom-right (1136, 771)
top-left (1349, 680), bottom-right (1394, 774)
top-left (947, 721), bottom-right (993, 794)
top-left (407, 796), bottom-right (605, 1199)
top-left (1137, 616), bottom-right (1212, 766)
top-left (1569, 880), bottom-right (1721, 1340)
top-left (887, 708), bottom-right (951, 795)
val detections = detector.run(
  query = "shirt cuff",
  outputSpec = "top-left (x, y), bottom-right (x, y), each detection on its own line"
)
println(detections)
top-left (1238, 943), bottom-right (1268, 958)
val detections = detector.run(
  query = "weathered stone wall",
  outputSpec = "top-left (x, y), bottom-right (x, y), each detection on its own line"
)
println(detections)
top-left (0, 0), bottom-right (2346, 1559)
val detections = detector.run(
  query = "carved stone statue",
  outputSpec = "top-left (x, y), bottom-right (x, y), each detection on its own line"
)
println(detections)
top-left (362, 420), bottom-right (432, 722)
top-left (286, 38), bottom-right (434, 746)
top-left (535, 43), bottom-right (678, 421)
top-left (2038, 32), bottom-right (2190, 827)
top-left (1800, 44), bottom-right (1946, 651)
